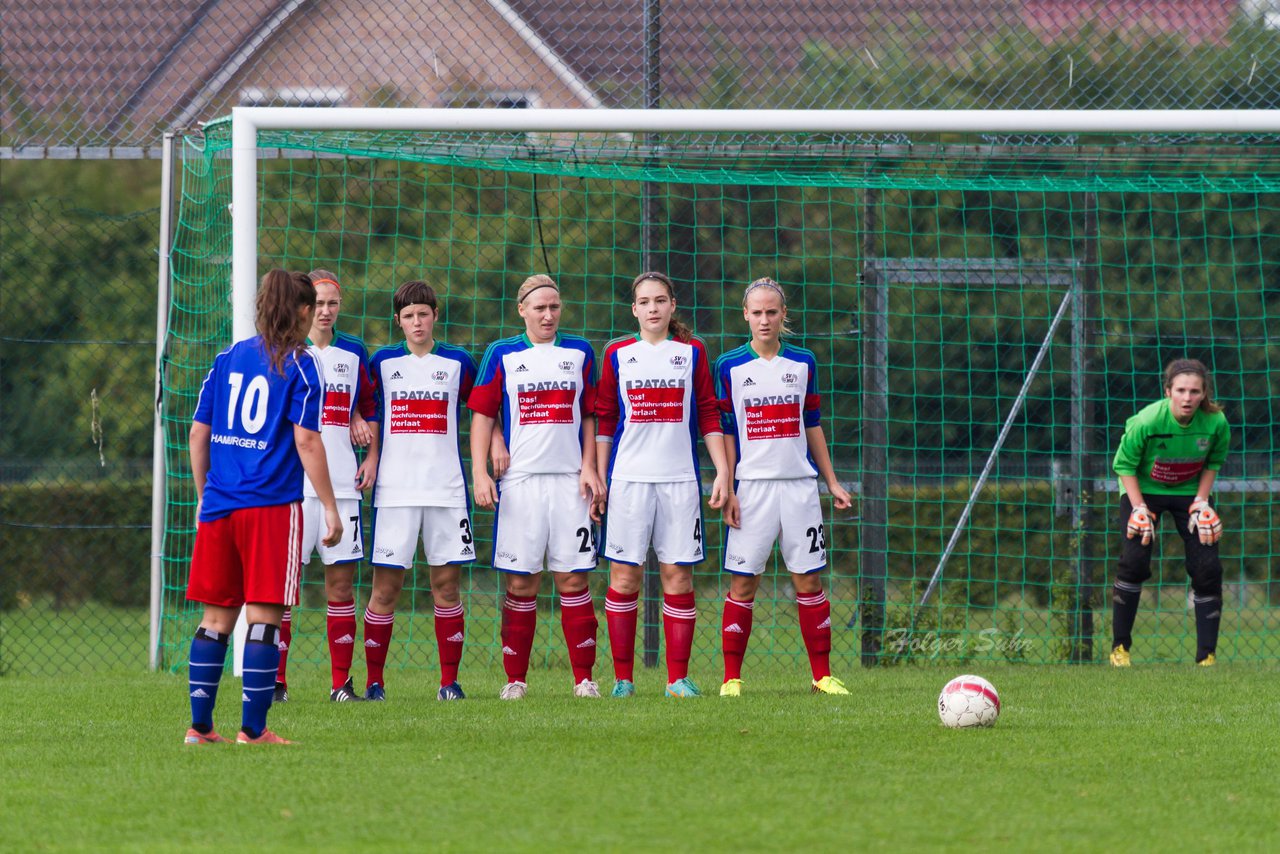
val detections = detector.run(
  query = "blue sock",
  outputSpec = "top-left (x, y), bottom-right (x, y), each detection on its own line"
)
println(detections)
top-left (241, 623), bottom-right (281, 738)
top-left (189, 627), bottom-right (229, 732)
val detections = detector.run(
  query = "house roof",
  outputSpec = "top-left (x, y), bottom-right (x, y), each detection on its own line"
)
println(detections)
top-left (0, 0), bottom-right (1254, 153)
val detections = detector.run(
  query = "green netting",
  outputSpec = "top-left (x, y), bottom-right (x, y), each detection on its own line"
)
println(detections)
top-left (160, 124), bottom-right (1280, 675)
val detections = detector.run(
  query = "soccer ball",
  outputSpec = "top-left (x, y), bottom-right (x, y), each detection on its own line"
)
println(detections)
top-left (937, 674), bottom-right (1000, 729)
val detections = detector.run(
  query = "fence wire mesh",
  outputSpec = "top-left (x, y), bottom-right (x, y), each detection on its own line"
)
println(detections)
top-left (8, 1), bottom-right (1280, 154)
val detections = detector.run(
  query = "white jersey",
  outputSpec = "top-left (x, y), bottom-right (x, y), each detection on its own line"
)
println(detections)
top-left (468, 333), bottom-right (596, 483)
top-left (595, 335), bottom-right (721, 483)
top-left (302, 331), bottom-right (376, 501)
top-left (369, 341), bottom-right (477, 508)
top-left (715, 342), bottom-right (822, 481)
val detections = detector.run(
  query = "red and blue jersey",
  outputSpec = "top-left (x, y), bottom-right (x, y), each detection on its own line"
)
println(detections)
top-left (193, 336), bottom-right (323, 521)
top-left (595, 335), bottom-right (721, 482)
top-left (468, 333), bottom-right (596, 482)
top-left (304, 330), bottom-right (377, 501)
top-left (715, 342), bottom-right (822, 480)
top-left (368, 341), bottom-right (477, 508)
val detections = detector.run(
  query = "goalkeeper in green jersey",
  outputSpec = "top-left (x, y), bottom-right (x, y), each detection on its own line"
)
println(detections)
top-left (1109, 358), bottom-right (1230, 668)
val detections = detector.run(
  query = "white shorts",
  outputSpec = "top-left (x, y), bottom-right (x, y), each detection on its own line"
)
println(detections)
top-left (723, 478), bottom-right (826, 576)
top-left (494, 473), bottom-right (596, 574)
top-left (603, 479), bottom-right (705, 566)
top-left (301, 496), bottom-right (364, 565)
top-left (371, 505), bottom-right (477, 568)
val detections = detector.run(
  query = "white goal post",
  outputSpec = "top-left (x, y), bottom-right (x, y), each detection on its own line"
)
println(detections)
top-left (208, 106), bottom-right (1280, 672)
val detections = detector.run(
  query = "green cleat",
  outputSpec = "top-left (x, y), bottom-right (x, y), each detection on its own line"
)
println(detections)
top-left (610, 679), bottom-right (636, 698)
top-left (1110, 645), bottom-right (1131, 667)
top-left (665, 677), bottom-right (702, 698)
top-left (1198, 653), bottom-right (1216, 667)
top-left (812, 675), bottom-right (850, 695)
top-left (719, 678), bottom-right (743, 697)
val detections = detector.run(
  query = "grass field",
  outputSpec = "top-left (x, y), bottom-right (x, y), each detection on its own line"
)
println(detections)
top-left (3, 662), bottom-right (1278, 851)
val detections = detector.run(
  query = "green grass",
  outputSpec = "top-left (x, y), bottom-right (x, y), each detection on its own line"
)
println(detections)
top-left (3, 662), bottom-right (1278, 851)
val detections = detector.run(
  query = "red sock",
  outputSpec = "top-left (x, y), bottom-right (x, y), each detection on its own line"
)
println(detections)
top-left (605, 587), bottom-right (639, 682)
top-left (501, 594), bottom-right (537, 683)
top-left (363, 608), bottom-right (395, 689)
top-left (559, 589), bottom-right (599, 684)
top-left (663, 592), bottom-right (696, 682)
top-left (275, 608), bottom-right (292, 686)
top-left (327, 599), bottom-right (357, 690)
top-left (434, 603), bottom-right (465, 687)
top-left (721, 595), bottom-right (754, 681)
top-left (797, 589), bottom-right (832, 680)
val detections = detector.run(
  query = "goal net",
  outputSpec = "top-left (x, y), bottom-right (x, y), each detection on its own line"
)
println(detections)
top-left (157, 109), bottom-right (1280, 672)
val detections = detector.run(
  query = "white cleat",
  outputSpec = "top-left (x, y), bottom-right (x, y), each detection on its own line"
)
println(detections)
top-left (573, 679), bottom-right (601, 698)
top-left (499, 680), bottom-right (528, 700)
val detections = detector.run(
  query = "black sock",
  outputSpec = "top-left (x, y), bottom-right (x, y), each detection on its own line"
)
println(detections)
top-left (1111, 581), bottom-right (1142, 650)
top-left (1193, 595), bottom-right (1222, 661)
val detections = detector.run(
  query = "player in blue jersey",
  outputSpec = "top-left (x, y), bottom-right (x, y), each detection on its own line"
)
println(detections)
top-left (469, 274), bottom-right (607, 699)
top-left (273, 269), bottom-right (380, 704)
top-left (184, 269), bottom-right (342, 745)
top-left (715, 277), bottom-right (852, 697)
top-left (594, 271), bottom-right (731, 698)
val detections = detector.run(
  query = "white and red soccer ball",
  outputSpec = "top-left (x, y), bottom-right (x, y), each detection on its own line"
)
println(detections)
top-left (937, 674), bottom-right (1000, 728)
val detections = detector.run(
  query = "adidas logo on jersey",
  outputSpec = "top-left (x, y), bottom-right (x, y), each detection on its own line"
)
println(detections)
top-left (350, 543), bottom-right (360, 554)
top-left (446, 632), bottom-right (465, 643)
top-left (626, 356), bottom-right (638, 364)
top-left (334, 634), bottom-right (355, 645)
top-left (817, 617), bottom-right (831, 630)
top-left (742, 377), bottom-right (756, 386)
top-left (502, 645), bottom-right (518, 656)
top-left (390, 370), bottom-right (403, 380)
top-left (576, 638), bottom-right (596, 648)
top-left (725, 623), bottom-right (744, 634)
top-left (515, 363), bottom-right (529, 372)
top-left (365, 639), bottom-right (382, 648)
top-left (277, 641), bottom-right (289, 651)
top-left (190, 688), bottom-right (210, 699)
top-left (460, 545), bottom-right (473, 556)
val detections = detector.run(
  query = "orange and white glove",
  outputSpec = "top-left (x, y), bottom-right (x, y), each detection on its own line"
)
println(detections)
top-left (1188, 498), bottom-right (1222, 546)
top-left (1126, 504), bottom-right (1154, 546)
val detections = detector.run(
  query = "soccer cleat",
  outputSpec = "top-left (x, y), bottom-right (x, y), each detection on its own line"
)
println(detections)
top-left (812, 675), bottom-right (850, 695)
top-left (573, 679), bottom-right (602, 698)
top-left (364, 682), bottom-right (386, 701)
top-left (719, 678), bottom-right (743, 697)
top-left (272, 682), bottom-right (289, 703)
top-left (184, 727), bottom-right (230, 745)
top-left (499, 680), bottom-right (528, 700)
top-left (236, 729), bottom-right (294, 745)
top-left (330, 678), bottom-right (363, 703)
top-left (665, 677), bottom-right (702, 698)
top-left (437, 681), bottom-right (466, 701)
top-left (1110, 645), bottom-right (1131, 667)
top-left (610, 679), bottom-right (636, 698)
top-left (1198, 653), bottom-right (1217, 667)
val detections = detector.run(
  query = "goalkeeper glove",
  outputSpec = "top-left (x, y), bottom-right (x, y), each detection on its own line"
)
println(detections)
top-left (1126, 504), bottom-right (1154, 546)
top-left (1188, 498), bottom-right (1222, 546)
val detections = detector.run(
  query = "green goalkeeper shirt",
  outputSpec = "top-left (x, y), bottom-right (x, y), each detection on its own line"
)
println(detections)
top-left (1112, 399), bottom-right (1230, 496)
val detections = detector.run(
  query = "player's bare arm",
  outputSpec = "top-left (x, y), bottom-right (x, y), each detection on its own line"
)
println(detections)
top-left (355, 423), bottom-right (380, 491)
top-left (470, 411), bottom-right (498, 508)
top-left (349, 409), bottom-right (374, 447)
top-left (805, 425), bottom-right (851, 509)
top-left (294, 423), bottom-right (343, 547)
top-left (703, 431), bottom-right (730, 510)
top-left (721, 434), bottom-right (741, 528)
top-left (580, 414), bottom-right (607, 520)
top-left (189, 421), bottom-right (212, 500)
top-left (489, 429), bottom-right (510, 480)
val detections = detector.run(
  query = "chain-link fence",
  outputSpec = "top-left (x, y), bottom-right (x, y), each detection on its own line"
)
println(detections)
top-left (7, 1), bottom-right (1280, 155)
top-left (4, 1), bottom-right (1280, 675)
top-left (0, 194), bottom-right (159, 675)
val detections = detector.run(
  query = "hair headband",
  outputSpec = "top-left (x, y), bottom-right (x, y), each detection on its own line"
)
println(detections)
top-left (519, 282), bottom-right (559, 302)
top-left (312, 278), bottom-right (340, 290)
